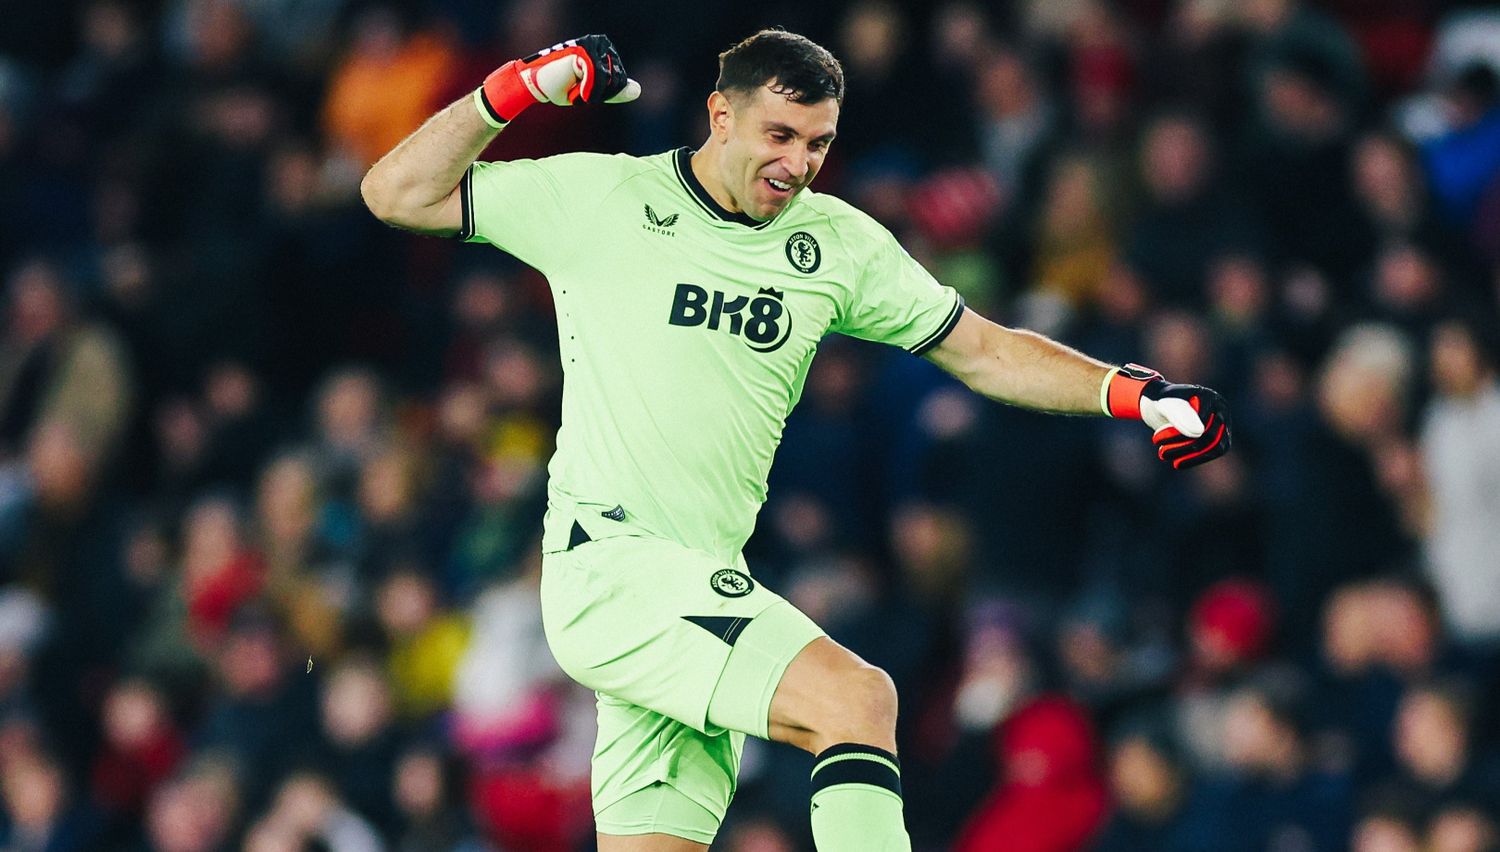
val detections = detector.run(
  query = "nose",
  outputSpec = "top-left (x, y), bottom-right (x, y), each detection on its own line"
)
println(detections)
top-left (784, 145), bottom-right (810, 181)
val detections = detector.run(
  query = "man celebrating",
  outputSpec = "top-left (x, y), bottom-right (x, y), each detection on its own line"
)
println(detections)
top-left (361, 29), bottom-right (1229, 852)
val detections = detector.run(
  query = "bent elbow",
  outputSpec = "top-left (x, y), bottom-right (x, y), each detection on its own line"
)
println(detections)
top-left (359, 168), bottom-right (397, 223)
top-left (358, 164), bottom-right (460, 235)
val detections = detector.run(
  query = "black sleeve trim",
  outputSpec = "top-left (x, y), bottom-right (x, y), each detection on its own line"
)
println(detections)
top-left (909, 293), bottom-right (965, 356)
top-left (457, 165), bottom-right (475, 241)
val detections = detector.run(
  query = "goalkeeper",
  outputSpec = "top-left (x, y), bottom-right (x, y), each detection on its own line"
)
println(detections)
top-left (360, 29), bottom-right (1230, 852)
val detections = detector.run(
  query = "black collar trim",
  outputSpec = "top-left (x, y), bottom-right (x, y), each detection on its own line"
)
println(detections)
top-left (673, 147), bottom-right (773, 229)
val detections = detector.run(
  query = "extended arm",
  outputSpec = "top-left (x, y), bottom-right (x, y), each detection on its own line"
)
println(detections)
top-left (924, 308), bottom-right (1112, 415)
top-left (359, 35), bottom-right (639, 235)
top-left (926, 308), bottom-right (1232, 469)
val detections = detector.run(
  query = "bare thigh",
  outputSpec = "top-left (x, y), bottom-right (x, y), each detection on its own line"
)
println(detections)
top-left (597, 833), bottom-right (710, 852)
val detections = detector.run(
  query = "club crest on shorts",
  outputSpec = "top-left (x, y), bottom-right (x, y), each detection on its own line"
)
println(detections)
top-left (784, 231), bottom-right (821, 274)
top-left (710, 568), bottom-right (755, 598)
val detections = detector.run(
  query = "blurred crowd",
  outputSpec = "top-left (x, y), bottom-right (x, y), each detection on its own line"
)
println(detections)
top-left (2, 0), bottom-right (1500, 849)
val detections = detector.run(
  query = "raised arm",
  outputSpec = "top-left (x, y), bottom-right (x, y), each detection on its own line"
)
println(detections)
top-left (926, 308), bottom-right (1232, 469)
top-left (360, 97), bottom-right (493, 235)
top-left (359, 35), bottom-right (640, 235)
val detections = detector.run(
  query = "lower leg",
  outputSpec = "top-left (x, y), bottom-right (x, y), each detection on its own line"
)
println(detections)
top-left (809, 741), bottom-right (909, 852)
top-left (766, 638), bottom-right (911, 852)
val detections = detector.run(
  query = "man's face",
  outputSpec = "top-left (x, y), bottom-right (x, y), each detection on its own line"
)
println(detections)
top-left (713, 84), bottom-right (838, 221)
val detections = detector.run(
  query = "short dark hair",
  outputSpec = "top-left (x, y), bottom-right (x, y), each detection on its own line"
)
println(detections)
top-left (716, 29), bottom-right (845, 105)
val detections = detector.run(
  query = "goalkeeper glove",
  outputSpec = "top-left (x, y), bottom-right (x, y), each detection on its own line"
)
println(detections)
top-left (474, 34), bottom-right (641, 127)
top-left (1103, 364), bottom-right (1232, 470)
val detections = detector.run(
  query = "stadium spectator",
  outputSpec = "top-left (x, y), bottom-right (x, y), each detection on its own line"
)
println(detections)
top-left (254, 450), bottom-right (320, 587)
top-left (1350, 793), bottom-right (1424, 852)
top-left (89, 678), bottom-right (186, 841)
top-left (1173, 579), bottom-right (1276, 772)
top-left (0, 589), bottom-right (45, 723)
top-left (375, 567), bottom-right (470, 721)
top-left (314, 655), bottom-right (404, 835)
top-left (1350, 131), bottom-right (1489, 298)
top-left (389, 744), bottom-right (487, 852)
top-left (322, 5), bottom-right (459, 169)
top-left (243, 770), bottom-right (384, 852)
top-left (718, 817), bottom-right (798, 852)
top-left (253, 451), bottom-right (347, 657)
top-left (1127, 114), bottom-right (1262, 308)
top-left (309, 367), bottom-right (389, 497)
top-left (954, 694), bottom-right (1108, 852)
top-left (194, 610), bottom-right (318, 813)
top-left (1420, 317), bottom-right (1500, 644)
top-left (1092, 725), bottom-right (1211, 852)
top-left (1182, 668), bottom-right (1355, 851)
top-left (1064, 2), bottom-right (1138, 150)
top-left (1247, 44), bottom-right (1368, 288)
top-left (1240, 0), bottom-right (1368, 108)
top-left (1205, 254), bottom-right (1276, 402)
top-left (0, 743), bottom-right (100, 850)
top-left (1421, 63), bottom-right (1500, 231)
top-left (975, 45), bottom-right (1056, 209)
top-left (450, 563), bottom-right (584, 755)
top-left (1384, 680), bottom-right (1500, 822)
top-left (0, 258), bottom-right (133, 465)
top-left (1255, 324), bottom-right (1418, 639)
top-left (1424, 802), bottom-right (1500, 852)
top-left (835, 1), bottom-right (921, 167)
top-left (1031, 155), bottom-right (1117, 311)
top-left (141, 752), bottom-right (240, 852)
top-left (197, 360), bottom-right (279, 493)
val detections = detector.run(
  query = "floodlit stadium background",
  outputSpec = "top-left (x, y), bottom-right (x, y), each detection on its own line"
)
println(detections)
top-left (2, 0), bottom-right (1500, 849)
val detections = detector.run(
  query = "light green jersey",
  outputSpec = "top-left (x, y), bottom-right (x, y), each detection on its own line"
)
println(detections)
top-left (461, 148), bottom-right (963, 563)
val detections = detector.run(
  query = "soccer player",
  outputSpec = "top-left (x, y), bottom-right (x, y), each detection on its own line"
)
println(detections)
top-left (360, 30), bottom-right (1230, 852)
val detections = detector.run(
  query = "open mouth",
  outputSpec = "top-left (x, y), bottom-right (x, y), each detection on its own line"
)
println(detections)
top-left (764, 177), bottom-right (794, 197)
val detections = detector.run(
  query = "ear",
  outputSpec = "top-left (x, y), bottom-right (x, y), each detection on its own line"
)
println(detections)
top-left (708, 91), bottom-right (733, 141)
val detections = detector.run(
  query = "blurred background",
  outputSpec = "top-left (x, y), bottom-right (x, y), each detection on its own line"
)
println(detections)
top-left (1, 0), bottom-right (1500, 849)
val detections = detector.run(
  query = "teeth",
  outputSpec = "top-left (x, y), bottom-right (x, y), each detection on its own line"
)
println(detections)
top-left (768, 179), bottom-right (791, 191)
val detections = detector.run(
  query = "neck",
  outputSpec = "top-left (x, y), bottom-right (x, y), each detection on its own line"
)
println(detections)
top-left (690, 144), bottom-right (743, 214)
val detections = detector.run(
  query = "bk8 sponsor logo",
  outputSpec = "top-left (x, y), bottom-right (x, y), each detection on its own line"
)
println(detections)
top-left (667, 283), bottom-right (793, 353)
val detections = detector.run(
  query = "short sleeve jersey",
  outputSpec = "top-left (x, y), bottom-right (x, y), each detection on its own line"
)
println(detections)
top-left (461, 148), bottom-right (963, 563)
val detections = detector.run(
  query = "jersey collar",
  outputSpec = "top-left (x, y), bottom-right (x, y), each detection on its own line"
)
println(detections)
top-left (673, 147), bottom-right (777, 230)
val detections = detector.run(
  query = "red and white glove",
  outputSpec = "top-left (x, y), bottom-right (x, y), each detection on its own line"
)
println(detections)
top-left (474, 34), bottom-right (641, 127)
top-left (1103, 364), bottom-right (1232, 470)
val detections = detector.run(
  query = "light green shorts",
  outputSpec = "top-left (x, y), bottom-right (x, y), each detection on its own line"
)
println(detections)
top-left (540, 530), bottom-right (824, 843)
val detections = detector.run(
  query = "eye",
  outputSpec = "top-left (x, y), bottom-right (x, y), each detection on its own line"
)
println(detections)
top-left (769, 131), bottom-right (791, 143)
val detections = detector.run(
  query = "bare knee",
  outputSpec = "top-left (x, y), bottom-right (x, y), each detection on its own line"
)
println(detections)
top-left (844, 665), bottom-right (899, 734)
top-left (803, 666), bottom-right (899, 754)
top-left (769, 639), bottom-right (901, 755)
